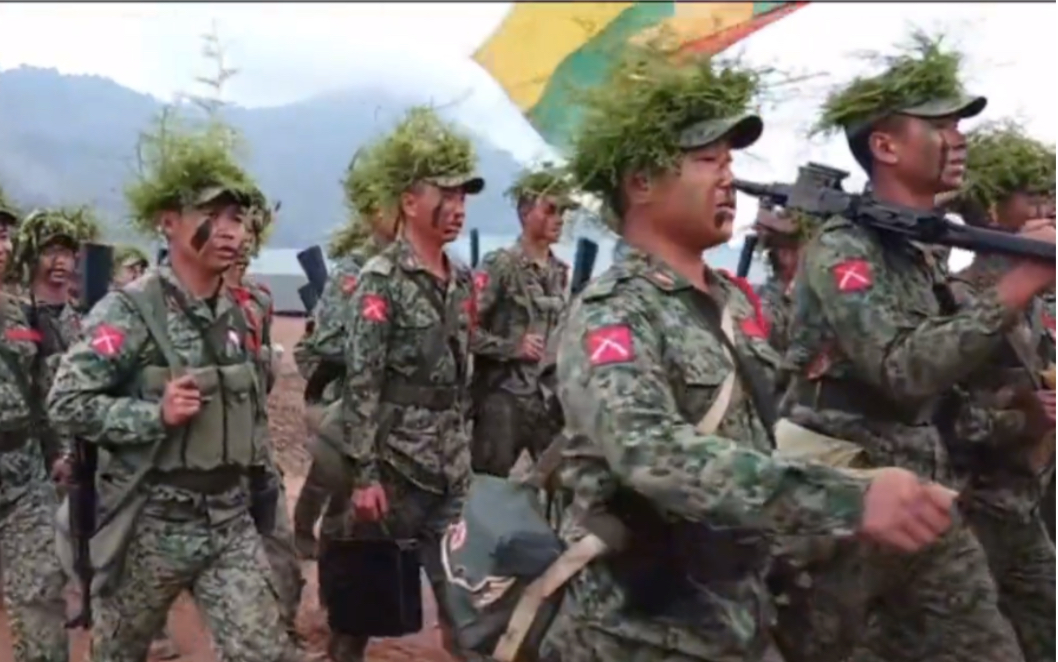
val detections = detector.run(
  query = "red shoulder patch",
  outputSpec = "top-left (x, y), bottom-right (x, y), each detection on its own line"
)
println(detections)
top-left (740, 318), bottom-right (767, 339)
top-left (832, 260), bottom-right (872, 293)
top-left (463, 296), bottom-right (477, 329)
top-left (1043, 312), bottom-right (1054, 333)
top-left (4, 327), bottom-right (42, 343)
top-left (720, 270), bottom-right (770, 339)
top-left (341, 275), bottom-right (358, 296)
top-left (361, 294), bottom-right (388, 323)
top-left (90, 324), bottom-right (125, 357)
top-left (586, 325), bottom-right (634, 366)
top-left (473, 271), bottom-right (489, 292)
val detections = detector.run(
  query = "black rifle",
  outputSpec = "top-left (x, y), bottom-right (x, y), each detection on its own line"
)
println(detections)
top-left (297, 245), bottom-right (329, 304)
top-left (469, 229), bottom-right (481, 268)
top-left (298, 283), bottom-right (319, 316)
top-left (570, 237), bottom-right (598, 295)
top-left (734, 163), bottom-right (1054, 262)
top-left (67, 242), bottom-right (113, 629)
top-left (736, 235), bottom-right (758, 279)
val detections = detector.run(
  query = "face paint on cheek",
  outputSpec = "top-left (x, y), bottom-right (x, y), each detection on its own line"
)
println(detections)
top-left (191, 217), bottom-right (214, 252)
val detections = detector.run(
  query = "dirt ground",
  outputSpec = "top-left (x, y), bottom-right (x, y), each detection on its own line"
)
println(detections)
top-left (0, 316), bottom-right (451, 661)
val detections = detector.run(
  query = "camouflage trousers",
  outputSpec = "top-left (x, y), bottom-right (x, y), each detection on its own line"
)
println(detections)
top-left (0, 482), bottom-right (69, 662)
top-left (472, 392), bottom-right (558, 477)
top-left (965, 505), bottom-right (1055, 662)
top-left (292, 456), bottom-right (343, 557)
top-left (321, 466), bottom-right (465, 662)
top-left (772, 523), bottom-right (1024, 662)
top-left (263, 479), bottom-right (305, 634)
top-left (91, 508), bottom-right (302, 662)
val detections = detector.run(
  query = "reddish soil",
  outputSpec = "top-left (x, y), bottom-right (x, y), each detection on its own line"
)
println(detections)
top-left (0, 317), bottom-right (452, 661)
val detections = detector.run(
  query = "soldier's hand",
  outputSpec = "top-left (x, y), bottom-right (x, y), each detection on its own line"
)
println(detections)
top-left (859, 468), bottom-right (956, 553)
top-left (352, 483), bottom-right (389, 522)
top-left (161, 374), bottom-right (202, 426)
top-left (517, 334), bottom-right (545, 361)
top-left (1039, 390), bottom-right (1055, 422)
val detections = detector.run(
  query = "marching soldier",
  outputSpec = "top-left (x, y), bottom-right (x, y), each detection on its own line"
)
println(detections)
top-left (779, 33), bottom-right (1052, 662)
top-left (292, 146), bottom-right (396, 560)
top-left (46, 122), bottom-right (303, 661)
top-left (547, 40), bottom-right (957, 661)
top-left (753, 205), bottom-right (805, 357)
top-left (470, 164), bottom-right (576, 476)
top-left (949, 122), bottom-right (1055, 661)
top-left (0, 195), bottom-right (70, 661)
top-left (112, 245), bottom-right (150, 289)
top-left (334, 106), bottom-right (480, 661)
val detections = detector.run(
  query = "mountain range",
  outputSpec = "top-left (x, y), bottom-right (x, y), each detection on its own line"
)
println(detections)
top-left (0, 66), bottom-right (527, 248)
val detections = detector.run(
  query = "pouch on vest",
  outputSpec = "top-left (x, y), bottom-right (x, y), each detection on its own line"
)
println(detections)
top-left (319, 534), bottom-right (423, 637)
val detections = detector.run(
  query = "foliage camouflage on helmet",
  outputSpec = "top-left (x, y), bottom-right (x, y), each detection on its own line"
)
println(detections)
top-left (114, 244), bottom-right (150, 269)
top-left (240, 186), bottom-right (278, 260)
top-left (13, 206), bottom-right (100, 280)
top-left (505, 162), bottom-right (578, 207)
top-left (813, 31), bottom-right (967, 136)
top-left (757, 208), bottom-right (813, 248)
top-left (328, 216), bottom-right (374, 259)
top-left (568, 36), bottom-right (765, 208)
top-left (124, 109), bottom-right (259, 237)
top-left (371, 106), bottom-right (478, 210)
top-left (962, 122), bottom-right (1055, 211)
top-left (342, 142), bottom-right (386, 220)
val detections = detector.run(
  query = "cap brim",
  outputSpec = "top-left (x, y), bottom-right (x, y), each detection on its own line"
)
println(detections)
top-left (902, 95), bottom-right (988, 121)
top-left (426, 175), bottom-right (485, 195)
top-left (679, 114), bottom-right (763, 152)
top-left (194, 185), bottom-right (253, 208)
top-left (0, 210), bottom-right (16, 225)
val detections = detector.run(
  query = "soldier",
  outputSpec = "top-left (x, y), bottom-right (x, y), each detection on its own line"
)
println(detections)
top-left (292, 145), bottom-right (396, 560)
top-left (753, 205), bottom-right (805, 357)
top-left (779, 34), bottom-right (1053, 661)
top-left (112, 245), bottom-right (150, 288)
top-left (948, 122), bottom-right (1055, 661)
top-left (223, 190), bottom-right (306, 642)
top-left (547, 41), bottom-right (958, 661)
top-left (334, 106), bottom-right (480, 661)
top-left (470, 163), bottom-right (576, 476)
top-left (46, 124), bottom-right (302, 661)
top-left (0, 196), bottom-right (70, 662)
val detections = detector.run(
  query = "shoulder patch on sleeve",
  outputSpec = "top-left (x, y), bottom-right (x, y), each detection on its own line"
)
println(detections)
top-left (717, 270), bottom-right (770, 338)
top-left (360, 294), bottom-right (388, 323)
top-left (90, 324), bottom-right (126, 357)
top-left (832, 259), bottom-right (873, 293)
top-left (585, 325), bottom-right (634, 366)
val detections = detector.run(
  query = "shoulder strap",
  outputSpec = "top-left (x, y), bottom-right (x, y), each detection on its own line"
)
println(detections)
top-left (116, 277), bottom-right (185, 373)
top-left (694, 306), bottom-right (739, 436)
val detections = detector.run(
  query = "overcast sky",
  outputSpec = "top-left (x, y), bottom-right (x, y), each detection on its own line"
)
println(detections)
top-left (0, 2), bottom-right (1053, 244)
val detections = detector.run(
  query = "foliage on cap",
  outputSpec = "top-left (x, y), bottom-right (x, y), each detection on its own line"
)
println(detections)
top-left (0, 183), bottom-right (20, 223)
top-left (505, 162), bottom-right (577, 205)
top-left (813, 31), bottom-right (966, 136)
top-left (328, 216), bottom-right (374, 260)
top-left (242, 186), bottom-right (279, 259)
top-left (124, 109), bottom-right (258, 237)
top-left (962, 122), bottom-right (1055, 211)
top-left (342, 142), bottom-right (386, 221)
top-left (568, 36), bottom-right (764, 202)
top-left (372, 106), bottom-right (477, 208)
top-left (12, 206), bottom-right (101, 279)
top-left (114, 244), bottom-right (150, 268)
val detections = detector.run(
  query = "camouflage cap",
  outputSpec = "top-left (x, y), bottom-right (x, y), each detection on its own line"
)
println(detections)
top-left (569, 37), bottom-right (765, 212)
top-left (962, 121), bottom-right (1055, 212)
top-left (114, 244), bottom-right (150, 270)
top-left (754, 207), bottom-right (810, 247)
top-left (0, 184), bottom-right (18, 226)
top-left (372, 106), bottom-right (483, 211)
top-left (12, 208), bottom-right (90, 280)
top-left (815, 32), bottom-right (985, 140)
top-left (505, 163), bottom-right (581, 211)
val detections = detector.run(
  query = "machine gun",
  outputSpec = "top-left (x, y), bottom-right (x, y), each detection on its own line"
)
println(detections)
top-left (297, 245), bottom-right (329, 314)
top-left (67, 242), bottom-right (113, 629)
top-left (570, 237), bottom-right (598, 295)
top-left (469, 229), bottom-right (481, 268)
top-left (734, 162), bottom-right (1054, 262)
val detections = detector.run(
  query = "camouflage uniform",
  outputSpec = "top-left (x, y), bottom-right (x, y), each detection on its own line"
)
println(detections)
top-left (470, 241), bottom-right (568, 475)
top-left (47, 261), bottom-right (301, 662)
top-left (331, 237), bottom-right (475, 660)
top-left (549, 250), bottom-right (869, 662)
top-left (756, 277), bottom-right (792, 356)
top-left (0, 292), bottom-right (69, 662)
top-left (234, 276), bottom-right (305, 637)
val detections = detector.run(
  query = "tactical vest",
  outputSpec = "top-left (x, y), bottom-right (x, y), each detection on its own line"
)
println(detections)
top-left (119, 276), bottom-right (261, 474)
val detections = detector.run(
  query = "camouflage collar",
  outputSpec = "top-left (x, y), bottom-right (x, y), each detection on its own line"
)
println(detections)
top-left (512, 237), bottom-right (562, 269)
top-left (393, 237), bottom-right (458, 275)
top-left (617, 248), bottom-right (693, 292)
top-left (156, 265), bottom-right (234, 320)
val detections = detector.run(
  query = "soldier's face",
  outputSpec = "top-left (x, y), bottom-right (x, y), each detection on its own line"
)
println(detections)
top-left (403, 184), bottom-right (466, 244)
top-left (523, 196), bottom-right (564, 244)
top-left (651, 140), bottom-right (736, 250)
top-left (995, 192), bottom-right (1054, 231)
top-left (881, 115), bottom-right (967, 193)
top-left (39, 242), bottom-right (76, 287)
top-left (165, 202), bottom-right (247, 274)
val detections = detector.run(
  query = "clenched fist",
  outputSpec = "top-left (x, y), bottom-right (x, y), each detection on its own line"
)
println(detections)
top-left (859, 468), bottom-right (957, 553)
top-left (161, 374), bottom-right (202, 426)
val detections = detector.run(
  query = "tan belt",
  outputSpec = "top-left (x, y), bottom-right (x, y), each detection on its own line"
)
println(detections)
top-left (774, 419), bottom-right (885, 479)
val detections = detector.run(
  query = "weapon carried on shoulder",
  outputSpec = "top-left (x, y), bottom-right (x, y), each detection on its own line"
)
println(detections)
top-left (735, 163), bottom-right (1054, 262)
top-left (297, 245), bottom-right (329, 314)
top-left (470, 228), bottom-right (481, 268)
top-left (67, 242), bottom-right (113, 629)
top-left (736, 190), bottom-right (787, 279)
top-left (570, 237), bottom-right (598, 295)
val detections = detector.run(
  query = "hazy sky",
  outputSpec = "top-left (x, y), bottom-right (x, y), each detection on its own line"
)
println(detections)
top-left (0, 2), bottom-right (1053, 243)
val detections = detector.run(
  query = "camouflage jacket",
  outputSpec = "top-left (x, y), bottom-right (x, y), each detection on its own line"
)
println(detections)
top-left (27, 297), bottom-right (82, 459)
top-left (555, 249), bottom-right (866, 659)
top-left (47, 266), bottom-right (266, 510)
top-left (340, 239), bottom-right (474, 494)
top-left (471, 240), bottom-right (569, 398)
top-left (949, 253), bottom-right (1055, 517)
top-left (783, 216), bottom-right (1018, 482)
top-left (756, 275), bottom-right (794, 357)
top-left (0, 292), bottom-right (50, 504)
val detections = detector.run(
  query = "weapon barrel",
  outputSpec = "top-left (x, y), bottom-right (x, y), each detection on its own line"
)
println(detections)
top-left (298, 283), bottom-right (319, 314)
top-left (80, 243), bottom-right (113, 312)
top-left (737, 235), bottom-right (759, 278)
top-left (570, 238), bottom-right (598, 295)
top-left (297, 245), bottom-right (329, 295)
top-left (943, 225), bottom-right (1054, 261)
top-left (469, 229), bottom-right (480, 268)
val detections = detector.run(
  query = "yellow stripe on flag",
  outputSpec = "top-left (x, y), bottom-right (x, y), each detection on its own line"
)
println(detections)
top-left (472, 2), bottom-right (636, 114)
